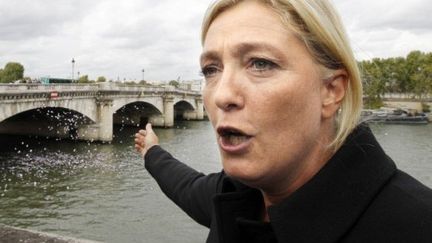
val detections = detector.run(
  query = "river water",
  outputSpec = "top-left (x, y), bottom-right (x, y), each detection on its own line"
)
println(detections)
top-left (0, 121), bottom-right (431, 242)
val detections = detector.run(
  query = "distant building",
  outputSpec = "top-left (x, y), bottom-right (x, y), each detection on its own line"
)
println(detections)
top-left (178, 79), bottom-right (204, 91)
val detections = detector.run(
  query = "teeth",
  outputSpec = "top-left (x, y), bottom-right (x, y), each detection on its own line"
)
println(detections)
top-left (225, 134), bottom-right (248, 146)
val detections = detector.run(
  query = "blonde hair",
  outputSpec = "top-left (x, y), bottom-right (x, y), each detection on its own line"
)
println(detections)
top-left (201, 0), bottom-right (363, 151)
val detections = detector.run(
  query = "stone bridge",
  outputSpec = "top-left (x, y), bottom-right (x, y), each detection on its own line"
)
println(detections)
top-left (0, 83), bottom-right (204, 142)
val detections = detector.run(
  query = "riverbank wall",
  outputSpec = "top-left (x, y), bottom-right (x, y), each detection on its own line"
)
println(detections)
top-left (0, 225), bottom-right (100, 243)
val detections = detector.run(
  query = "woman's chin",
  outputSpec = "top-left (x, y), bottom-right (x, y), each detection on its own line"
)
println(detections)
top-left (223, 159), bottom-right (264, 187)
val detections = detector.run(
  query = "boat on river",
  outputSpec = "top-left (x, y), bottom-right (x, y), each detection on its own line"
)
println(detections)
top-left (361, 108), bottom-right (430, 125)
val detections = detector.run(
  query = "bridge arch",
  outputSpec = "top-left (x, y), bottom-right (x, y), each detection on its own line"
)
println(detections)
top-left (0, 107), bottom-right (94, 139)
top-left (0, 99), bottom-right (97, 123)
top-left (113, 101), bottom-right (162, 128)
top-left (113, 97), bottom-right (164, 115)
top-left (173, 98), bottom-right (197, 110)
top-left (174, 100), bottom-right (197, 120)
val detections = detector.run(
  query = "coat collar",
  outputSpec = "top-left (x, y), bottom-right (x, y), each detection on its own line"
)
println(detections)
top-left (268, 124), bottom-right (397, 243)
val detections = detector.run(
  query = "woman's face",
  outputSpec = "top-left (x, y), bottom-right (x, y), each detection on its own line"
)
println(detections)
top-left (201, 1), bottom-right (333, 191)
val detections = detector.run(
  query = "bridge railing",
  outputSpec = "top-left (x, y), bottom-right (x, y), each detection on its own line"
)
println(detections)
top-left (0, 83), bottom-right (100, 92)
top-left (0, 83), bottom-right (202, 100)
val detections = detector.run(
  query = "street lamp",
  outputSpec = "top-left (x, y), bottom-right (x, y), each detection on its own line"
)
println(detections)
top-left (71, 58), bottom-right (75, 82)
top-left (142, 68), bottom-right (145, 81)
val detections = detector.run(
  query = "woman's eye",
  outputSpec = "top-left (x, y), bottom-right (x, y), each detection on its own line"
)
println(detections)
top-left (250, 58), bottom-right (277, 72)
top-left (200, 65), bottom-right (219, 78)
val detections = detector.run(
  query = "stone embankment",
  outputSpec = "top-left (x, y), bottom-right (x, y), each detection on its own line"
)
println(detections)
top-left (0, 225), bottom-right (101, 243)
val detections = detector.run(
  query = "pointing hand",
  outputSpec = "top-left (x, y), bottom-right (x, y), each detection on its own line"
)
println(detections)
top-left (134, 123), bottom-right (159, 158)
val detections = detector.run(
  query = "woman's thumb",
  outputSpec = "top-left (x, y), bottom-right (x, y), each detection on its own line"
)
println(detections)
top-left (145, 123), bottom-right (154, 134)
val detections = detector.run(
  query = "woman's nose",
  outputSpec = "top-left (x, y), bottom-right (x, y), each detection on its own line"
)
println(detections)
top-left (213, 68), bottom-right (245, 111)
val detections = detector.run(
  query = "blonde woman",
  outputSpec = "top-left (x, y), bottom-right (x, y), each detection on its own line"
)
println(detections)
top-left (135, 0), bottom-right (432, 242)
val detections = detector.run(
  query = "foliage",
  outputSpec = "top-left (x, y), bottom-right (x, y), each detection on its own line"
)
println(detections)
top-left (96, 76), bottom-right (106, 82)
top-left (78, 75), bottom-right (92, 83)
top-left (359, 51), bottom-right (432, 108)
top-left (0, 62), bottom-right (24, 83)
top-left (169, 80), bottom-right (179, 87)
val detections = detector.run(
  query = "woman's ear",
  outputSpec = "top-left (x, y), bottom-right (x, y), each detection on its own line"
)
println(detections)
top-left (321, 69), bottom-right (348, 119)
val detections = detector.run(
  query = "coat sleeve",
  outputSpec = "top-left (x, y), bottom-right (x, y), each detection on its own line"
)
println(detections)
top-left (144, 145), bottom-right (223, 228)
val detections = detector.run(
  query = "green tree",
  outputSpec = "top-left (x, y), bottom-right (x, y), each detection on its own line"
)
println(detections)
top-left (389, 57), bottom-right (407, 93)
top-left (169, 80), bottom-right (179, 87)
top-left (425, 53), bottom-right (432, 94)
top-left (0, 62), bottom-right (24, 83)
top-left (96, 76), bottom-right (106, 82)
top-left (78, 75), bottom-right (90, 83)
top-left (360, 59), bottom-right (386, 108)
top-left (359, 51), bottom-right (432, 106)
top-left (411, 52), bottom-right (432, 98)
top-left (405, 51), bottom-right (423, 94)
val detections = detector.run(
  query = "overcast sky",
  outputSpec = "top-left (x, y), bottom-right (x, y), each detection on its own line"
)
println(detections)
top-left (0, 0), bottom-right (431, 82)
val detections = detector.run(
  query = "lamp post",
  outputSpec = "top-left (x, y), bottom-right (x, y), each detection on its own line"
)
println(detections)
top-left (142, 68), bottom-right (145, 82)
top-left (71, 58), bottom-right (75, 82)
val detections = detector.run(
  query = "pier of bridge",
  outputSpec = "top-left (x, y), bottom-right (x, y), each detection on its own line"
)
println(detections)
top-left (0, 83), bottom-right (204, 142)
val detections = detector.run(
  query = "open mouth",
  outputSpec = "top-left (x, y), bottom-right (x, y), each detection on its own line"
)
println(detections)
top-left (217, 127), bottom-right (252, 147)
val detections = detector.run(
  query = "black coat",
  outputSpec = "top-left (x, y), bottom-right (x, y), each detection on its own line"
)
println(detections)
top-left (144, 125), bottom-right (432, 243)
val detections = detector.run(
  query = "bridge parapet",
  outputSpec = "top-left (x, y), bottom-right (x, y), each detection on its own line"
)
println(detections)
top-left (0, 83), bottom-right (201, 92)
top-left (0, 83), bottom-right (201, 101)
top-left (0, 83), bottom-right (99, 92)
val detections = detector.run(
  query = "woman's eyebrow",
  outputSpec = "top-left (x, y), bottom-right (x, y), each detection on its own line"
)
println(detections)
top-left (201, 42), bottom-right (284, 65)
top-left (200, 51), bottom-right (220, 65)
top-left (232, 42), bottom-right (284, 59)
